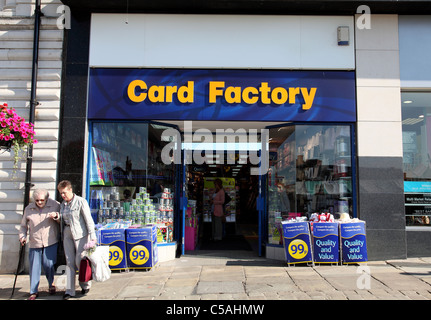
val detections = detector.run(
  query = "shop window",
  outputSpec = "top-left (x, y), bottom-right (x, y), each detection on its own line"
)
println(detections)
top-left (267, 124), bottom-right (353, 245)
top-left (88, 122), bottom-right (176, 241)
top-left (402, 92), bottom-right (431, 227)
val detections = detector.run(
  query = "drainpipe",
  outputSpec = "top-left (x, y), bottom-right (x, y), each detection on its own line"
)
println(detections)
top-left (12, 0), bottom-right (43, 284)
top-left (23, 0), bottom-right (42, 208)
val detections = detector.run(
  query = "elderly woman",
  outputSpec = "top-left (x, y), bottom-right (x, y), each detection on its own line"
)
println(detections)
top-left (57, 180), bottom-right (96, 300)
top-left (19, 188), bottom-right (61, 300)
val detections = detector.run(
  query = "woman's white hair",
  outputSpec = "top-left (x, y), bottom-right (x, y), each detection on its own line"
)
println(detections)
top-left (32, 188), bottom-right (49, 200)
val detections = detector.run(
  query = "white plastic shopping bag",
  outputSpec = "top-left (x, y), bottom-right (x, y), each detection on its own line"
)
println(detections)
top-left (87, 245), bottom-right (111, 282)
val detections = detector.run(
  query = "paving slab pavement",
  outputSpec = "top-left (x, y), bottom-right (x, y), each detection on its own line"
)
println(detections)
top-left (2, 250), bottom-right (431, 301)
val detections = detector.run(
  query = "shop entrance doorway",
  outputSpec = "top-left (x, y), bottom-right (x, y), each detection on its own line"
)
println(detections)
top-left (165, 120), bottom-right (276, 256)
top-left (158, 120), bottom-right (286, 257)
top-left (185, 157), bottom-right (260, 253)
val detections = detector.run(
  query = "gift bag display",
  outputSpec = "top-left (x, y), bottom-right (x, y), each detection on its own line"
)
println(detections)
top-left (79, 258), bottom-right (93, 282)
top-left (87, 246), bottom-right (111, 282)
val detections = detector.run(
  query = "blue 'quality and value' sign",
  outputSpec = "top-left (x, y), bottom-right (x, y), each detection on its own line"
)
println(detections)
top-left (339, 221), bottom-right (368, 264)
top-left (312, 222), bottom-right (340, 264)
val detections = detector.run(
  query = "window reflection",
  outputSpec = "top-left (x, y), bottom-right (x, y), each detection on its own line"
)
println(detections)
top-left (267, 125), bottom-right (353, 245)
top-left (88, 122), bottom-right (176, 242)
top-left (402, 92), bottom-right (431, 226)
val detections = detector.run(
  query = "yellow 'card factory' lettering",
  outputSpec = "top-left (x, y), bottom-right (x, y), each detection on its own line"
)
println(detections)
top-left (127, 79), bottom-right (317, 110)
top-left (209, 81), bottom-right (317, 110)
top-left (128, 80), bottom-right (194, 103)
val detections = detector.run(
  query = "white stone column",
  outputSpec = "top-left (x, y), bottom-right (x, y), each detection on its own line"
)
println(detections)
top-left (355, 14), bottom-right (406, 260)
top-left (0, 0), bottom-right (64, 272)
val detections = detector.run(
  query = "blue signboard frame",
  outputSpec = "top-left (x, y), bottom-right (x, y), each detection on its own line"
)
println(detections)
top-left (125, 226), bottom-right (158, 269)
top-left (99, 229), bottom-right (128, 270)
top-left (282, 221), bottom-right (313, 265)
top-left (312, 222), bottom-right (340, 264)
top-left (340, 221), bottom-right (368, 264)
top-left (88, 68), bottom-right (356, 122)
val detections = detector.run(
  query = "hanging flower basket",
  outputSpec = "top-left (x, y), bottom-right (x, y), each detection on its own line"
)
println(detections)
top-left (0, 103), bottom-right (38, 169)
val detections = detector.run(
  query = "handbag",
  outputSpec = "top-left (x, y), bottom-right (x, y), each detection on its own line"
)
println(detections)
top-left (79, 257), bottom-right (93, 282)
top-left (86, 246), bottom-right (111, 282)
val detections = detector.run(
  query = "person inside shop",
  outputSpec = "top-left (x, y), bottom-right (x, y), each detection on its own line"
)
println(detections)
top-left (276, 182), bottom-right (291, 214)
top-left (152, 180), bottom-right (164, 199)
top-left (210, 178), bottom-right (225, 241)
top-left (56, 180), bottom-right (97, 300)
top-left (123, 189), bottom-right (132, 202)
top-left (122, 189), bottom-right (133, 212)
top-left (19, 188), bottom-right (61, 300)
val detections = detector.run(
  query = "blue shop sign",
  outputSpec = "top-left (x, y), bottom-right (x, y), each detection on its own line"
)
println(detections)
top-left (404, 181), bottom-right (431, 193)
top-left (88, 68), bottom-right (356, 122)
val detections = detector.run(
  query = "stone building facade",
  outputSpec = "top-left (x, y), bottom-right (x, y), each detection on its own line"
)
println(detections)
top-left (0, 0), bottom-right (63, 272)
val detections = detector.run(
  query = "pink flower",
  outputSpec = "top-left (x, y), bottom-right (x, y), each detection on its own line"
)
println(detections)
top-left (1, 103), bottom-right (38, 150)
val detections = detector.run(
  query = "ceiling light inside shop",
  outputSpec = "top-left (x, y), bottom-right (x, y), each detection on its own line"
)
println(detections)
top-left (151, 124), bottom-right (172, 130)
